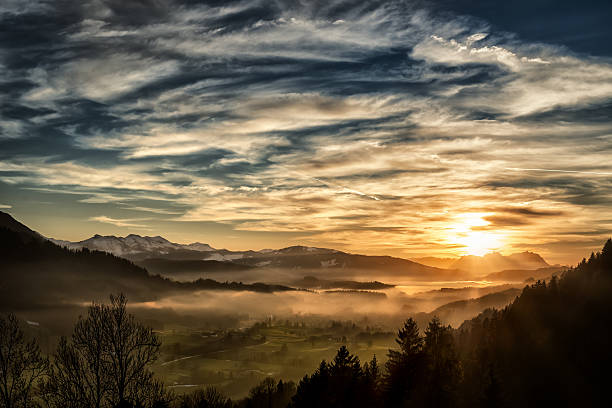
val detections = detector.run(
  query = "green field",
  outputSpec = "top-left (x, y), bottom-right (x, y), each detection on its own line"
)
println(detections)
top-left (154, 320), bottom-right (396, 399)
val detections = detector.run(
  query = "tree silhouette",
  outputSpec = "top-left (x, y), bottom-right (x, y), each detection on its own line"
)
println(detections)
top-left (177, 387), bottom-right (231, 408)
top-left (237, 378), bottom-right (295, 408)
top-left (42, 294), bottom-right (168, 408)
top-left (421, 317), bottom-right (461, 408)
top-left (383, 318), bottom-right (423, 407)
top-left (0, 314), bottom-right (48, 408)
top-left (292, 345), bottom-right (380, 408)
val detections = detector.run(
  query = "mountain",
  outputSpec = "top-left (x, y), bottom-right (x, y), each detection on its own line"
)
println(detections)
top-left (138, 258), bottom-right (254, 276)
top-left (232, 248), bottom-right (458, 280)
top-left (50, 234), bottom-right (218, 259)
top-left (0, 212), bottom-right (296, 310)
top-left (411, 256), bottom-right (457, 269)
top-left (480, 265), bottom-right (565, 282)
top-left (51, 237), bottom-right (458, 280)
top-left (416, 288), bottom-right (522, 327)
top-left (415, 251), bottom-right (549, 275)
top-left (0, 211), bottom-right (44, 242)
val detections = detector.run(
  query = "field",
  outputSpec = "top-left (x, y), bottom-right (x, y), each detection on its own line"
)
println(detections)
top-left (154, 319), bottom-right (396, 399)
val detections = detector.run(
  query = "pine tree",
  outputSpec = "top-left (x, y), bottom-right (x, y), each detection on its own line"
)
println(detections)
top-left (422, 317), bottom-right (461, 408)
top-left (383, 318), bottom-right (424, 407)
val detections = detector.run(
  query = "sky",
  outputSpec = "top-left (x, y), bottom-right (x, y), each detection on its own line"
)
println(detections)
top-left (1, 0), bottom-right (611, 265)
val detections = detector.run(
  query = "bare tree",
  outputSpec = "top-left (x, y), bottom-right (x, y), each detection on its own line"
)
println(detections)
top-left (0, 314), bottom-right (48, 408)
top-left (103, 294), bottom-right (162, 407)
top-left (42, 294), bottom-right (167, 408)
top-left (42, 305), bottom-right (108, 408)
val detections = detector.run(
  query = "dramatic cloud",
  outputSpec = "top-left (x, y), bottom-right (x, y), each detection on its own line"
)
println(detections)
top-left (1, 0), bottom-right (611, 264)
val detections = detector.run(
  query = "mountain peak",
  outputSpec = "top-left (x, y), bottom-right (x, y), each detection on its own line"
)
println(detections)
top-left (451, 250), bottom-right (549, 275)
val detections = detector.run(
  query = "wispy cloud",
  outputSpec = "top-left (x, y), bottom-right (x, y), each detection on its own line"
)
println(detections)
top-left (506, 168), bottom-right (612, 177)
top-left (88, 216), bottom-right (150, 229)
top-left (1, 0), bottom-right (611, 263)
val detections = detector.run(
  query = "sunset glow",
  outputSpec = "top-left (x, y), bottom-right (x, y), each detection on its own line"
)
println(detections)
top-left (2, 2), bottom-right (612, 406)
top-left (448, 213), bottom-right (505, 256)
top-left (0, 0), bottom-right (610, 265)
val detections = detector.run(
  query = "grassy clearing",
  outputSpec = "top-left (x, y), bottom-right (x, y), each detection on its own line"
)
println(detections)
top-left (154, 320), bottom-right (396, 399)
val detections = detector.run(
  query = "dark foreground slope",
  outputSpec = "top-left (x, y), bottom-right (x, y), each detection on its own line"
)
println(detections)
top-left (456, 239), bottom-right (612, 407)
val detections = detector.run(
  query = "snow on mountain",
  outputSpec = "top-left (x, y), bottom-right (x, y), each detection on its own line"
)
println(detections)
top-left (49, 234), bottom-right (218, 257)
top-left (184, 242), bottom-right (215, 252)
top-left (259, 245), bottom-right (338, 256)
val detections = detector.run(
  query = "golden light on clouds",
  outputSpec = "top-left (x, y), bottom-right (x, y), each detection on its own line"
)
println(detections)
top-left (1, 0), bottom-right (611, 266)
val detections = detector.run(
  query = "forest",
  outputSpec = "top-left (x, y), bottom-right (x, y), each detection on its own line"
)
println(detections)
top-left (2, 239), bottom-right (611, 407)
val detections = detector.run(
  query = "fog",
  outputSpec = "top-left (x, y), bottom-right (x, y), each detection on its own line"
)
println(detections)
top-left (125, 279), bottom-right (519, 330)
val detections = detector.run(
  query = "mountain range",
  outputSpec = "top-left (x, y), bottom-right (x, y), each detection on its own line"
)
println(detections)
top-left (48, 232), bottom-right (456, 280)
top-left (413, 251), bottom-right (550, 274)
top-left (49, 231), bottom-right (555, 280)
top-left (2, 211), bottom-right (556, 283)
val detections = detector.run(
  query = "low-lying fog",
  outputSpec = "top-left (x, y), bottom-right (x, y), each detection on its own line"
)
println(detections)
top-left (129, 280), bottom-right (519, 330)
top-left (156, 266), bottom-right (500, 287)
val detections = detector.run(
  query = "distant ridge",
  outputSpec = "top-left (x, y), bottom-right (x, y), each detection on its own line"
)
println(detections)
top-left (414, 251), bottom-right (549, 275)
top-left (48, 230), bottom-right (457, 279)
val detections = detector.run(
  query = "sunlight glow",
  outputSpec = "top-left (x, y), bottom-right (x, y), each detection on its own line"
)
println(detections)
top-left (449, 213), bottom-right (505, 256)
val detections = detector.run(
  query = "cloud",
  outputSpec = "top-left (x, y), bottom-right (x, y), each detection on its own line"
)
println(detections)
top-left (88, 215), bottom-right (149, 229)
top-left (506, 167), bottom-right (612, 177)
top-left (1, 0), bottom-right (611, 264)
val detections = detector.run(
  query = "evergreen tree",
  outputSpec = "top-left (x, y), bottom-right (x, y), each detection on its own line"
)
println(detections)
top-left (383, 318), bottom-right (424, 407)
top-left (421, 317), bottom-right (461, 408)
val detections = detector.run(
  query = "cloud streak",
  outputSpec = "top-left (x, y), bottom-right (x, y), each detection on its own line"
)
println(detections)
top-left (1, 0), bottom-right (611, 264)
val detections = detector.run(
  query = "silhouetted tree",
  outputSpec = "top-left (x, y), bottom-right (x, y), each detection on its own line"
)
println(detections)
top-left (421, 317), bottom-right (461, 408)
top-left (383, 318), bottom-right (424, 407)
top-left (238, 378), bottom-right (295, 408)
top-left (42, 294), bottom-right (169, 408)
top-left (177, 387), bottom-right (231, 408)
top-left (0, 314), bottom-right (48, 408)
top-left (292, 346), bottom-right (378, 408)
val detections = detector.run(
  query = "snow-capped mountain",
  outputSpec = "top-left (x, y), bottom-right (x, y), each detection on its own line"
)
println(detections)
top-left (49, 234), bottom-right (218, 258)
top-left (48, 235), bottom-right (452, 279)
top-left (50, 235), bottom-right (338, 261)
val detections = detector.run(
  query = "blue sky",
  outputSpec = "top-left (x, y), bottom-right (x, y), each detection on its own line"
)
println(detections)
top-left (1, 0), bottom-right (611, 263)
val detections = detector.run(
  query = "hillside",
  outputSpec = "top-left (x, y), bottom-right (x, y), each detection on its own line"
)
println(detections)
top-left (0, 211), bottom-right (44, 241)
top-left (418, 288), bottom-right (521, 327)
top-left (137, 258), bottom-right (254, 276)
top-left (479, 265), bottom-right (565, 282)
top-left (0, 213), bottom-right (296, 311)
top-left (455, 239), bottom-right (612, 406)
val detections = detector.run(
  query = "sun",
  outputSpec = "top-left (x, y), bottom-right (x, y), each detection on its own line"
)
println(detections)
top-left (449, 213), bottom-right (505, 256)
top-left (458, 230), bottom-right (503, 256)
